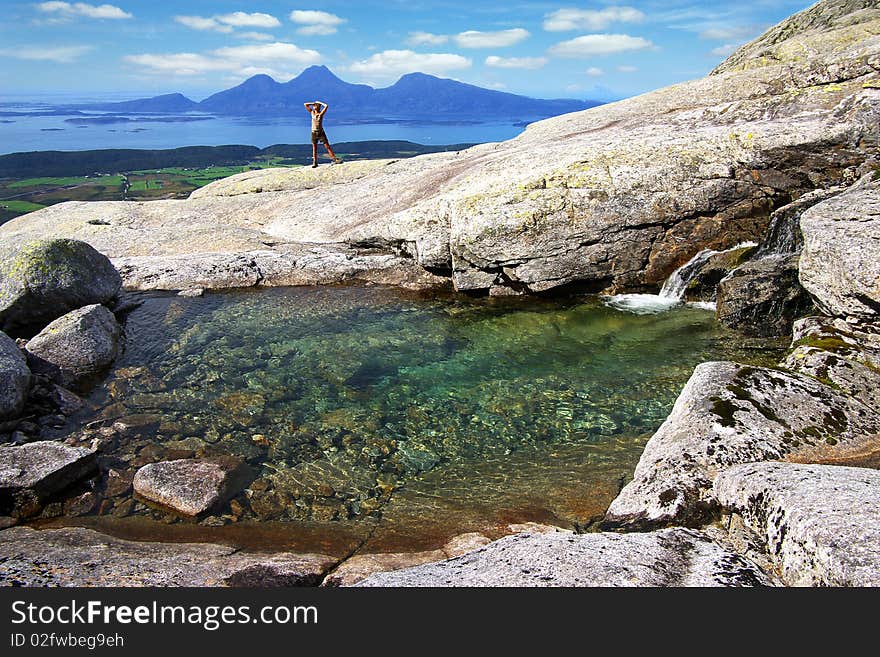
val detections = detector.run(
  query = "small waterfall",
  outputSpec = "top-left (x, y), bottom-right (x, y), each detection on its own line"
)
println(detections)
top-left (604, 242), bottom-right (756, 315)
top-left (754, 206), bottom-right (803, 258)
top-left (659, 249), bottom-right (719, 301)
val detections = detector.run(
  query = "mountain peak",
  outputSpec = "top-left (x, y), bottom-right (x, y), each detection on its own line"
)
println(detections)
top-left (295, 65), bottom-right (343, 83)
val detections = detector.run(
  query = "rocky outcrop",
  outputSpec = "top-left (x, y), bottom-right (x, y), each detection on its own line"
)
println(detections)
top-left (0, 441), bottom-right (96, 517)
top-left (0, 526), bottom-right (334, 586)
top-left (356, 528), bottom-right (772, 587)
top-left (800, 177), bottom-right (880, 319)
top-left (25, 304), bottom-right (121, 389)
top-left (604, 361), bottom-right (880, 529)
top-left (133, 457), bottom-right (253, 516)
top-left (0, 331), bottom-right (30, 421)
top-left (0, 239), bottom-right (122, 336)
top-left (784, 316), bottom-right (880, 410)
top-left (113, 243), bottom-right (449, 292)
top-left (1, 1), bottom-right (876, 295)
top-left (716, 255), bottom-right (813, 336)
top-left (714, 461), bottom-right (880, 586)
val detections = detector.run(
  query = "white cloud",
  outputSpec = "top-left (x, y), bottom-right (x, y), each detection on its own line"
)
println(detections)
top-left (585, 67), bottom-right (604, 77)
top-left (348, 49), bottom-right (471, 81)
top-left (290, 10), bottom-right (345, 35)
top-left (35, 2), bottom-right (132, 19)
top-left (616, 65), bottom-right (638, 73)
top-left (174, 16), bottom-right (233, 34)
top-left (216, 12), bottom-right (281, 29)
top-left (454, 28), bottom-right (529, 49)
top-left (406, 31), bottom-right (449, 46)
top-left (543, 7), bottom-right (644, 32)
top-left (549, 34), bottom-right (653, 57)
top-left (238, 32), bottom-right (274, 41)
top-left (485, 55), bottom-right (547, 70)
top-left (710, 43), bottom-right (741, 57)
top-left (175, 12), bottom-right (281, 34)
top-left (700, 25), bottom-right (760, 41)
top-left (0, 44), bottom-right (93, 62)
top-left (125, 41), bottom-right (321, 80)
top-left (297, 24), bottom-right (338, 36)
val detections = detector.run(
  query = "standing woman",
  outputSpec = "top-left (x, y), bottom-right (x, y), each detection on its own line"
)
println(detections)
top-left (304, 101), bottom-right (342, 167)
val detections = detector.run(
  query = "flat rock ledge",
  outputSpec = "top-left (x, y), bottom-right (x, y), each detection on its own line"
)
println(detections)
top-left (0, 526), bottom-right (335, 587)
top-left (714, 462), bottom-right (880, 587)
top-left (604, 361), bottom-right (880, 530)
top-left (112, 245), bottom-right (450, 292)
top-left (0, 441), bottom-right (97, 517)
top-left (356, 528), bottom-right (773, 587)
top-left (133, 457), bottom-right (253, 517)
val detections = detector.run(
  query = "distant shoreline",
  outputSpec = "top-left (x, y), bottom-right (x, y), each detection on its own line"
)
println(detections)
top-left (0, 140), bottom-right (479, 179)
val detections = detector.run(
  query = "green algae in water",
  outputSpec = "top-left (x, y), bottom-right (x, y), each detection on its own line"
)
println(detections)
top-left (74, 286), bottom-right (784, 548)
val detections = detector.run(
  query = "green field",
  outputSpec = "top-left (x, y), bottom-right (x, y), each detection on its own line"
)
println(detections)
top-left (8, 176), bottom-right (94, 188)
top-left (0, 142), bottom-right (469, 223)
top-left (1, 200), bottom-right (46, 213)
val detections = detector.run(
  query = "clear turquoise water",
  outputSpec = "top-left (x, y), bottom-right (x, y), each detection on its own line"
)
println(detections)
top-left (73, 286), bottom-right (783, 547)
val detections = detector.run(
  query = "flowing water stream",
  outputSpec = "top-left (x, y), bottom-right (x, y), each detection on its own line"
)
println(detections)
top-left (52, 285), bottom-right (784, 553)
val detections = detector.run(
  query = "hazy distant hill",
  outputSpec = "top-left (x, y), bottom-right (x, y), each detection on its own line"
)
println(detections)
top-left (86, 66), bottom-right (598, 119)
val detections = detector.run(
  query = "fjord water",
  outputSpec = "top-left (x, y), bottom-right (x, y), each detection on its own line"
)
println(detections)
top-left (71, 286), bottom-right (782, 552)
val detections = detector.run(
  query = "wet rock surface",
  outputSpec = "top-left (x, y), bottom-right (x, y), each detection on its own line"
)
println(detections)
top-left (0, 441), bottom-right (96, 517)
top-left (716, 255), bottom-right (814, 336)
top-left (25, 304), bottom-right (121, 389)
top-left (0, 331), bottom-right (30, 421)
top-left (0, 526), bottom-right (335, 586)
top-left (714, 461), bottom-right (880, 586)
top-left (133, 457), bottom-right (253, 516)
top-left (604, 361), bottom-right (880, 529)
top-left (356, 528), bottom-right (773, 587)
top-left (0, 239), bottom-right (122, 336)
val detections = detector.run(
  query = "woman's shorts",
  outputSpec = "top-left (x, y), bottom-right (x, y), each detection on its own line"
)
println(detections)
top-left (311, 129), bottom-right (329, 145)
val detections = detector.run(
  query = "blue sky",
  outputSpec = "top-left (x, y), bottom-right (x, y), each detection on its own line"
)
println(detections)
top-left (0, 1), bottom-right (813, 101)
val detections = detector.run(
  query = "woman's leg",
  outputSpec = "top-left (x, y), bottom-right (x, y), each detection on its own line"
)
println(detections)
top-left (311, 141), bottom-right (319, 167)
top-left (322, 139), bottom-right (341, 163)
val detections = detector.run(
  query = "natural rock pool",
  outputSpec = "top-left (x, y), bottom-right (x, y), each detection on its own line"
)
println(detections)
top-left (50, 286), bottom-right (784, 554)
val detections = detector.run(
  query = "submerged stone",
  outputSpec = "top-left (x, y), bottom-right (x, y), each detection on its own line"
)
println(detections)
top-left (133, 457), bottom-right (254, 516)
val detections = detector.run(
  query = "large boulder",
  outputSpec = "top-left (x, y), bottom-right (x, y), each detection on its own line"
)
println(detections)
top-left (133, 457), bottom-right (253, 516)
top-left (0, 526), bottom-right (335, 587)
top-left (0, 1), bottom-right (876, 295)
top-left (0, 331), bottom-right (30, 421)
top-left (0, 239), bottom-right (122, 336)
top-left (604, 361), bottom-right (880, 530)
top-left (356, 528), bottom-right (772, 587)
top-left (714, 461), bottom-right (880, 587)
top-left (0, 441), bottom-right (97, 517)
top-left (783, 316), bottom-right (880, 411)
top-left (716, 255), bottom-right (814, 336)
top-left (25, 304), bottom-right (121, 389)
top-left (800, 177), bottom-right (880, 319)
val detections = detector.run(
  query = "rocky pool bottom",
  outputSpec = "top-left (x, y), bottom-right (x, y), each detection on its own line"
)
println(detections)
top-left (36, 285), bottom-right (785, 555)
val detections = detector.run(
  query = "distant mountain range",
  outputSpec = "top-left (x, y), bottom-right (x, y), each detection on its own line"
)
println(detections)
top-left (80, 66), bottom-right (599, 119)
